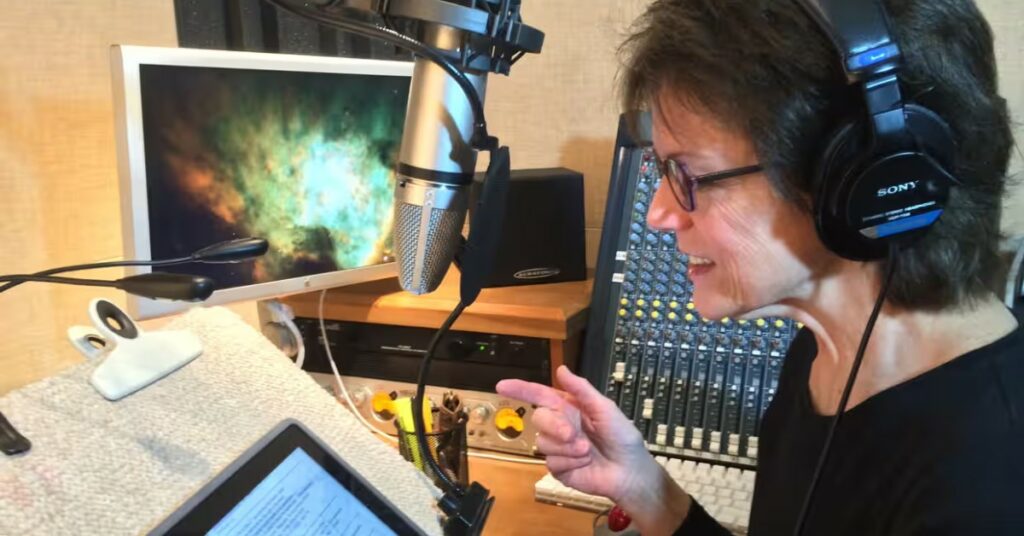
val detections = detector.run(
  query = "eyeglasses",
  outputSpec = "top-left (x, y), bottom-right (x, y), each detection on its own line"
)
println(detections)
top-left (655, 156), bottom-right (763, 212)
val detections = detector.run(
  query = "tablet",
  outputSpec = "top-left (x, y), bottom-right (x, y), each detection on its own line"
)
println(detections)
top-left (151, 419), bottom-right (428, 535)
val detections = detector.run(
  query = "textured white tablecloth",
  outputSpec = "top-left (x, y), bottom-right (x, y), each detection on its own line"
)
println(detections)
top-left (0, 307), bottom-right (442, 535)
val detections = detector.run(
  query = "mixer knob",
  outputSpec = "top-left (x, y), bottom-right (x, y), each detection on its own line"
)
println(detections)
top-left (348, 387), bottom-right (370, 407)
top-left (495, 408), bottom-right (525, 440)
top-left (372, 391), bottom-right (397, 421)
top-left (471, 405), bottom-right (490, 424)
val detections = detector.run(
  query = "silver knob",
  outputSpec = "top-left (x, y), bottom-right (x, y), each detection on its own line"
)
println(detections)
top-left (471, 405), bottom-right (490, 424)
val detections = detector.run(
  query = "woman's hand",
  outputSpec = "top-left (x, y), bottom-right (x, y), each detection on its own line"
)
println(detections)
top-left (496, 365), bottom-right (652, 501)
top-left (497, 366), bottom-right (691, 535)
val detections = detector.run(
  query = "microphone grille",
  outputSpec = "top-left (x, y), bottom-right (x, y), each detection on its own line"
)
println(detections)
top-left (395, 202), bottom-right (465, 295)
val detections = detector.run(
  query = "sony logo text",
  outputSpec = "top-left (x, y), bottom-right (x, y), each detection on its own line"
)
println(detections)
top-left (878, 181), bottom-right (920, 198)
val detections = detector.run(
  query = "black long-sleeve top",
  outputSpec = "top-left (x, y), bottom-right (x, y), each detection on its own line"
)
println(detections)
top-left (675, 324), bottom-right (1024, 535)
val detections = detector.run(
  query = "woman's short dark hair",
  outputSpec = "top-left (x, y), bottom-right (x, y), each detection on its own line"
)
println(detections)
top-left (620, 0), bottom-right (1014, 311)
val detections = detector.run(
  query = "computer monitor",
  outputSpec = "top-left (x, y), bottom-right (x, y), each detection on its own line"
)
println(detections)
top-left (111, 45), bottom-right (412, 318)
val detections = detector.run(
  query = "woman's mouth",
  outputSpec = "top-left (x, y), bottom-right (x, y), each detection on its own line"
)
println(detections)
top-left (688, 255), bottom-right (716, 278)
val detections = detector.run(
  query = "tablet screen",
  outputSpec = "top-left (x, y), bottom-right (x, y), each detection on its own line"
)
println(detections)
top-left (152, 421), bottom-right (425, 536)
top-left (209, 448), bottom-right (396, 536)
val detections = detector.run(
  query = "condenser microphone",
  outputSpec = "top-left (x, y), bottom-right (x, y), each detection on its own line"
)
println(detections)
top-left (393, 25), bottom-right (488, 295)
top-left (263, 1), bottom-right (542, 297)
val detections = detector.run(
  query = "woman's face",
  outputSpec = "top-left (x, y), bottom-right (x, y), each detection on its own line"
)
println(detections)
top-left (646, 95), bottom-right (831, 320)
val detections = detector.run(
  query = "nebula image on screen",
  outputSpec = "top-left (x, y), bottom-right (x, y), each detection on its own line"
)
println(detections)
top-left (139, 63), bottom-right (410, 288)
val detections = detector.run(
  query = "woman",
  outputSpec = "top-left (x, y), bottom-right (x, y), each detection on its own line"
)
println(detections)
top-left (496, 0), bottom-right (1023, 534)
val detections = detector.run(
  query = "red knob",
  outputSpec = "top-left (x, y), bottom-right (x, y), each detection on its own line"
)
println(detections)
top-left (608, 505), bottom-right (632, 532)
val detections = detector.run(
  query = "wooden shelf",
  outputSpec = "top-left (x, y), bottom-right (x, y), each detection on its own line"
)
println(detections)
top-left (282, 268), bottom-right (594, 342)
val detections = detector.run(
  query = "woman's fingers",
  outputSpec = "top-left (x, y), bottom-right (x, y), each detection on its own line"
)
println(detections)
top-left (555, 366), bottom-right (612, 414)
top-left (535, 432), bottom-right (592, 458)
top-left (531, 407), bottom-right (578, 442)
top-left (496, 379), bottom-right (567, 411)
top-left (546, 454), bottom-right (592, 475)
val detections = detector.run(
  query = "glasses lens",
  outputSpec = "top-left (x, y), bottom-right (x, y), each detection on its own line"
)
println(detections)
top-left (663, 159), bottom-right (694, 211)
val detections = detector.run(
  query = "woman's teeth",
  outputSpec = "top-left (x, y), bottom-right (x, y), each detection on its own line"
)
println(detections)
top-left (689, 256), bottom-right (714, 266)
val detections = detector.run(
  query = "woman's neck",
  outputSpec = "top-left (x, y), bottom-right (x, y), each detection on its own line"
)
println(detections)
top-left (765, 261), bottom-right (1019, 414)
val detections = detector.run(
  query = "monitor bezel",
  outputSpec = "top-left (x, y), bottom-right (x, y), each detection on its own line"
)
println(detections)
top-left (111, 45), bottom-right (412, 319)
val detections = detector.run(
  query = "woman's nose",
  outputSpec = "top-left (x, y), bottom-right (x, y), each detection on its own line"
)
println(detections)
top-left (647, 177), bottom-right (693, 233)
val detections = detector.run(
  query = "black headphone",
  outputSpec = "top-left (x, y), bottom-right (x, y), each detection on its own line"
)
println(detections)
top-left (798, 0), bottom-right (960, 261)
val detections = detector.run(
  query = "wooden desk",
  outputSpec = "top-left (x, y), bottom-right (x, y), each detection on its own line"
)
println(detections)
top-left (469, 456), bottom-right (595, 536)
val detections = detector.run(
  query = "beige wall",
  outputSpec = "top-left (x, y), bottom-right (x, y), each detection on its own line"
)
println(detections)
top-left (1, 0), bottom-right (1022, 395)
top-left (0, 2), bottom-right (178, 395)
top-left (978, 0), bottom-right (1024, 233)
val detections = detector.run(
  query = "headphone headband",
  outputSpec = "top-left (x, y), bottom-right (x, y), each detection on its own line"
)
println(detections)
top-left (796, 0), bottom-right (901, 80)
top-left (798, 0), bottom-right (910, 147)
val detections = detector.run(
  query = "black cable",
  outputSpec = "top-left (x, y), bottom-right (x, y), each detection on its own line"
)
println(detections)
top-left (412, 301), bottom-right (468, 496)
top-left (264, 0), bottom-right (495, 151)
top-left (0, 274), bottom-right (118, 290)
top-left (792, 244), bottom-right (901, 535)
top-left (0, 256), bottom-right (190, 294)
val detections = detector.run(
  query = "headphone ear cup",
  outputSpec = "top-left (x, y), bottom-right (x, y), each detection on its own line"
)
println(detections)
top-left (813, 118), bottom-right (888, 260)
top-left (813, 104), bottom-right (958, 261)
top-left (901, 104), bottom-right (956, 170)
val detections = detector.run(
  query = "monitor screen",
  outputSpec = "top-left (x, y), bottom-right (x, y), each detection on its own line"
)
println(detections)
top-left (113, 47), bottom-right (412, 318)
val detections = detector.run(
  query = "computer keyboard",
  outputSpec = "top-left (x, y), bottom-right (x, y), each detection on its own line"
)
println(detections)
top-left (534, 456), bottom-right (754, 534)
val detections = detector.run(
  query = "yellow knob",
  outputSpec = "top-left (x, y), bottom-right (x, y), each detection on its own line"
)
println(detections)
top-left (797, 322), bottom-right (805, 329)
top-left (637, 299), bottom-right (646, 307)
top-left (495, 408), bottom-right (525, 435)
top-left (653, 300), bottom-right (662, 308)
top-left (738, 319), bottom-right (749, 325)
top-left (775, 319), bottom-right (785, 328)
top-left (668, 312), bottom-right (678, 320)
top-left (756, 318), bottom-right (767, 327)
top-left (620, 298), bottom-right (629, 306)
top-left (686, 302), bottom-right (696, 310)
top-left (372, 392), bottom-right (395, 419)
top-left (619, 309), bottom-right (628, 317)
top-left (685, 313), bottom-right (695, 322)
top-left (653, 311), bottom-right (663, 319)
top-left (722, 317), bottom-right (731, 324)
top-left (670, 301), bottom-right (679, 309)
top-left (702, 317), bottom-right (712, 323)
top-left (635, 310), bottom-right (645, 318)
